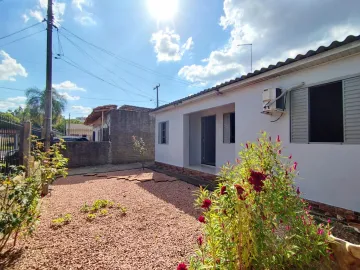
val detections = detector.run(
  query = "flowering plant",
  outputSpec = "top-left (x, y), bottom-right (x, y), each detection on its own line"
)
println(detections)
top-left (183, 132), bottom-right (332, 269)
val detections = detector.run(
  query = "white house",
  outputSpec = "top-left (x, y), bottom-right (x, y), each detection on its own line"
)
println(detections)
top-left (151, 35), bottom-right (360, 213)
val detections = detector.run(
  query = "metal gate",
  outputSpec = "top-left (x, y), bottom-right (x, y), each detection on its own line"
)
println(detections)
top-left (0, 114), bottom-right (22, 173)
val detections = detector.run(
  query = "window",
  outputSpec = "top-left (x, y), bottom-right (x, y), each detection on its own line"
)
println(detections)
top-left (290, 76), bottom-right (360, 144)
top-left (309, 81), bottom-right (343, 142)
top-left (158, 121), bottom-right (169, 144)
top-left (223, 112), bottom-right (235, 143)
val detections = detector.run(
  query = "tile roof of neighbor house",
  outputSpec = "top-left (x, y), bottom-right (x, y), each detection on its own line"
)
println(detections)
top-left (152, 34), bottom-right (360, 112)
top-left (84, 104), bottom-right (117, 125)
top-left (84, 105), bottom-right (152, 125)
top-left (118, 105), bottom-right (152, 112)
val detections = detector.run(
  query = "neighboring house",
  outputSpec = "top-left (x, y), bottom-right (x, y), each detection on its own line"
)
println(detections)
top-left (84, 104), bottom-right (155, 163)
top-left (84, 105), bottom-right (117, 141)
top-left (151, 35), bottom-right (360, 213)
top-left (66, 123), bottom-right (93, 140)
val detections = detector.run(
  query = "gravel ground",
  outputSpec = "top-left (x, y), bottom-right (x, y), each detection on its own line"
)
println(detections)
top-left (1, 169), bottom-right (202, 270)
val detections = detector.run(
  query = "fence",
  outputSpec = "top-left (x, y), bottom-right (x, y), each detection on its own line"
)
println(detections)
top-left (0, 114), bottom-right (22, 173)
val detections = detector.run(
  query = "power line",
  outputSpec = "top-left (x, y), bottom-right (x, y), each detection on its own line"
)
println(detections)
top-left (60, 26), bottom-right (195, 86)
top-left (0, 21), bottom-right (44, 41)
top-left (0, 29), bottom-right (46, 48)
top-left (59, 31), bottom-right (163, 101)
top-left (0, 86), bottom-right (150, 103)
top-left (58, 56), bottom-right (155, 100)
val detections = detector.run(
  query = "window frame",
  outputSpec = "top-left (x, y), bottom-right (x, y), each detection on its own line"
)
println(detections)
top-left (223, 112), bottom-right (235, 144)
top-left (159, 121), bottom-right (168, 144)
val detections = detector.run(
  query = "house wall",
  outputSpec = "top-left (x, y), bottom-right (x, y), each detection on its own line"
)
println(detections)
top-left (110, 109), bottom-right (155, 164)
top-left (154, 53), bottom-right (360, 212)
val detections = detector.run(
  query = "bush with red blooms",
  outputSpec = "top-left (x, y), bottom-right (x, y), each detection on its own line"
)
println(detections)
top-left (180, 132), bottom-right (332, 269)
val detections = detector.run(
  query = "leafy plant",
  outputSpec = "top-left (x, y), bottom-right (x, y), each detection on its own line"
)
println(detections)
top-left (184, 132), bottom-right (332, 270)
top-left (100, 209), bottom-right (108, 216)
top-left (132, 135), bottom-right (147, 170)
top-left (80, 202), bottom-right (90, 213)
top-left (51, 213), bottom-right (72, 228)
top-left (0, 139), bottom-right (68, 253)
top-left (91, 199), bottom-right (111, 211)
top-left (116, 203), bottom-right (127, 216)
top-left (86, 213), bottom-right (96, 221)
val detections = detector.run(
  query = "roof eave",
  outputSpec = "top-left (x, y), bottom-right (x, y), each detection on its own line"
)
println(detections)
top-left (151, 39), bottom-right (360, 115)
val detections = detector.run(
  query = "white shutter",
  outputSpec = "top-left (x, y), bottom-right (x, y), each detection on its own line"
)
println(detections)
top-left (223, 113), bottom-right (230, 143)
top-left (290, 88), bottom-right (309, 143)
top-left (344, 76), bottom-right (360, 143)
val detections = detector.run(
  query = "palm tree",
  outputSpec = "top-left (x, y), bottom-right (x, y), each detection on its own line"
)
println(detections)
top-left (25, 87), bottom-right (67, 127)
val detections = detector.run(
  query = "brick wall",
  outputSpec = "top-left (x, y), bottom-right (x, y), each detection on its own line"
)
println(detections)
top-left (63, 141), bottom-right (111, 168)
top-left (110, 110), bottom-right (155, 164)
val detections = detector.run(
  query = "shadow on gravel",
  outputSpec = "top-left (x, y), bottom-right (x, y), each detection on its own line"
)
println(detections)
top-left (136, 180), bottom-right (201, 219)
top-left (0, 248), bottom-right (24, 269)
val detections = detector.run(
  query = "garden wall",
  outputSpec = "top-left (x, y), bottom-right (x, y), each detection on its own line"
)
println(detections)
top-left (63, 141), bottom-right (111, 168)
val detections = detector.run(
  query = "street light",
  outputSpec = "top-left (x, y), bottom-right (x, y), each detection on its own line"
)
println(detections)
top-left (237, 43), bottom-right (252, 73)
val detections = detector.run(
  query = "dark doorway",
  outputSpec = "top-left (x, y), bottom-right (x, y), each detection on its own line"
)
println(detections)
top-left (201, 115), bottom-right (216, 166)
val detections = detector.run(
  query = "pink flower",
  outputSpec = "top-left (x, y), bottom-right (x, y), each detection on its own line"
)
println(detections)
top-left (289, 155), bottom-right (292, 159)
top-left (220, 186), bottom-right (227, 195)
top-left (197, 236), bottom-right (203, 246)
top-left (177, 262), bottom-right (188, 270)
top-left (201, 199), bottom-right (212, 209)
top-left (327, 219), bottom-right (331, 224)
top-left (198, 216), bottom-right (205, 223)
top-left (293, 161), bottom-right (298, 170)
top-left (286, 225), bottom-right (291, 231)
top-left (296, 187), bottom-right (300, 195)
top-left (277, 135), bottom-right (281, 142)
top-left (317, 228), bottom-right (324, 235)
top-left (248, 170), bottom-right (267, 192)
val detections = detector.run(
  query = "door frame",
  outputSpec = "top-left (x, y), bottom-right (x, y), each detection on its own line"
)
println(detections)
top-left (201, 115), bottom-right (216, 166)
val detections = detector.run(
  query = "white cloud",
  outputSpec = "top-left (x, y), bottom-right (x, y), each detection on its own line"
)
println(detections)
top-left (178, 0), bottom-right (360, 86)
top-left (71, 105), bottom-right (92, 115)
top-left (72, 0), bottom-right (91, 11)
top-left (60, 92), bottom-right (80, 101)
top-left (75, 13), bottom-right (96, 26)
top-left (27, 0), bottom-right (66, 25)
top-left (0, 51), bottom-right (28, 81)
top-left (53, 81), bottom-right (86, 91)
top-left (150, 28), bottom-right (193, 62)
top-left (22, 14), bottom-right (29, 23)
top-left (0, 96), bottom-right (26, 111)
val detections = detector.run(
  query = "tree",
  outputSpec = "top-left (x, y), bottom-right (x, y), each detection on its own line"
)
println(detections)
top-left (8, 106), bottom-right (30, 122)
top-left (53, 116), bottom-right (82, 134)
top-left (25, 87), bottom-right (67, 127)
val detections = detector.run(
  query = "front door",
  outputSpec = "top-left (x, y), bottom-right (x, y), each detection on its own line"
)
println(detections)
top-left (201, 115), bottom-right (216, 166)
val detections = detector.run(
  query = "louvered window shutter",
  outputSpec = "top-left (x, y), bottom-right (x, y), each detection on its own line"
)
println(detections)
top-left (290, 88), bottom-right (309, 143)
top-left (166, 121), bottom-right (169, 144)
top-left (343, 76), bottom-right (360, 143)
top-left (158, 122), bottom-right (161, 144)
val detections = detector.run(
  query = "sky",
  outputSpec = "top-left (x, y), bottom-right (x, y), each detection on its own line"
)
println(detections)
top-left (0, 0), bottom-right (360, 117)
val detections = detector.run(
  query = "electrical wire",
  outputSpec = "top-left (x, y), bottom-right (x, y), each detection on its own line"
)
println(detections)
top-left (60, 26), bottom-right (195, 86)
top-left (0, 21), bottom-right (44, 41)
top-left (0, 29), bottom-right (46, 48)
top-left (59, 31), bottom-right (154, 99)
top-left (0, 86), bottom-right (150, 103)
top-left (58, 57), bottom-right (155, 100)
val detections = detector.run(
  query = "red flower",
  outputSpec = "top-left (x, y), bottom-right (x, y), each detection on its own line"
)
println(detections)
top-left (201, 199), bottom-right (212, 209)
top-left (317, 228), bottom-right (324, 235)
top-left (276, 135), bottom-right (280, 142)
top-left (280, 219), bottom-right (283, 224)
top-left (286, 225), bottom-right (291, 231)
top-left (245, 143), bottom-right (249, 149)
top-left (177, 262), bottom-right (188, 270)
top-left (293, 161), bottom-right (298, 170)
top-left (248, 170), bottom-right (267, 192)
top-left (289, 154), bottom-right (292, 159)
top-left (197, 236), bottom-right (203, 246)
top-left (278, 149), bottom-right (282, 155)
top-left (198, 216), bottom-right (205, 223)
top-left (220, 186), bottom-right (227, 195)
top-left (296, 187), bottom-right (300, 195)
top-left (234, 184), bottom-right (246, 200)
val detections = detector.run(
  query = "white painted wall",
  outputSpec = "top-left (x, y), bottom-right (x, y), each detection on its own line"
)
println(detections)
top-left (154, 53), bottom-right (360, 211)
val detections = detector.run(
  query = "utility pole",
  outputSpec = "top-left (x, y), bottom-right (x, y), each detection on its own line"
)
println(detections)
top-left (153, 83), bottom-right (160, 108)
top-left (44, 0), bottom-right (53, 150)
top-left (237, 43), bottom-right (252, 73)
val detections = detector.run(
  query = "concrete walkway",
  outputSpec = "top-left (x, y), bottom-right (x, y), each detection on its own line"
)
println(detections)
top-left (68, 162), bottom-right (154, 176)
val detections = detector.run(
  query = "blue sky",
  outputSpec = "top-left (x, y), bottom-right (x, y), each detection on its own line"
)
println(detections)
top-left (1, 0), bottom-right (360, 117)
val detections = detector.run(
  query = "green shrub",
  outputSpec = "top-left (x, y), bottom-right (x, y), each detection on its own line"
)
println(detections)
top-left (51, 213), bottom-right (72, 228)
top-left (100, 209), bottom-right (108, 216)
top-left (86, 213), bottom-right (96, 221)
top-left (184, 132), bottom-right (331, 270)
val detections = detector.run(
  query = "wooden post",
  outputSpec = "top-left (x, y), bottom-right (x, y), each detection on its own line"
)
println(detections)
top-left (22, 121), bottom-right (31, 177)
